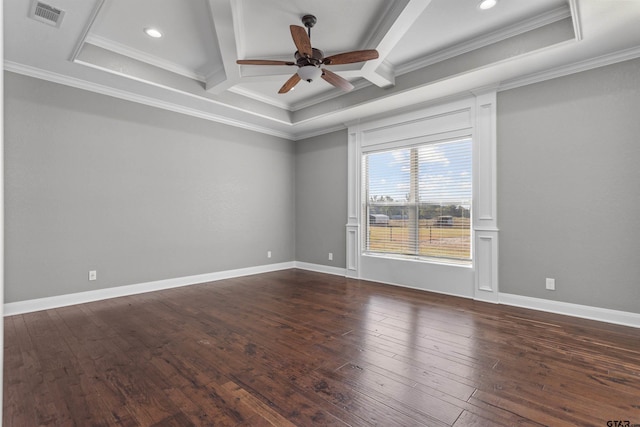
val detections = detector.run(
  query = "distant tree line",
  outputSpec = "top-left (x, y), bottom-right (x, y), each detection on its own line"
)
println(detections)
top-left (369, 196), bottom-right (470, 219)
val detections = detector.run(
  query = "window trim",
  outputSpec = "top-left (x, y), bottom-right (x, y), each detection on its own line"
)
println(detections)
top-left (346, 93), bottom-right (498, 302)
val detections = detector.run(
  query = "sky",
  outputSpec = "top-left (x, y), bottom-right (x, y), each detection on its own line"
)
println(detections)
top-left (365, 138), bottom-right (472, 205)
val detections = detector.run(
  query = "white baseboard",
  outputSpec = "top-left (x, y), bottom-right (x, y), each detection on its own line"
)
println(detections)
top-left (294, 261), bottom-right (346, 277)
top-left (6, 263), bottom-right (639, 329)
top-left (4, 262), bottom-right (295, 316)
top-left (288, 263), bottom-right (640, 329)
top-left (499, 292), bottom-right (640, 328)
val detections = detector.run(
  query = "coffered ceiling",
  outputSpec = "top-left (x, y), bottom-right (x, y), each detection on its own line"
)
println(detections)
top-left (5, 0), bottom-right (640, 140)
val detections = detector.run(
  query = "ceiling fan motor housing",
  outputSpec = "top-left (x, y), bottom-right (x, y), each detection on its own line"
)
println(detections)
top-left (295, 48), bottom-right (324, 67)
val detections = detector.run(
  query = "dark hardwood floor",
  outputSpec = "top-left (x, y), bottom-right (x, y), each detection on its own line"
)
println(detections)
top-left (4, 269), bottom-right (640, 426)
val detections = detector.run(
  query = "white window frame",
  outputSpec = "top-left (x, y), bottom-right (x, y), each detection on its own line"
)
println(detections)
top-left (362, 139), bottom-right (473, 264)
top-left (346, 93), bottom-right (498, 302)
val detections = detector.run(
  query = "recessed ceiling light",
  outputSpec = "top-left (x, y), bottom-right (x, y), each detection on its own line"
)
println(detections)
top-left (478, 0), bottom-right (497, 10)
top-left (144, 27), bottom-right (162, 38)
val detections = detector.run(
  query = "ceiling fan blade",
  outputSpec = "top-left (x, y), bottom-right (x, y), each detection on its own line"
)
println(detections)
top-left (290, 25), bottom-right (312, 57)
top-left (278, 73), bottom-right (301, 94)
top-left (323, 49), bottom-right (379, 65)
top-left (321, 68), bottom-right (354, 92)
top-left (237, 59), bottom-right (295, 66)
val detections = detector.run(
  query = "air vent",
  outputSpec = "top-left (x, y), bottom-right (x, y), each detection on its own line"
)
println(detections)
top-left (29, 1), bottom-right (65, 28)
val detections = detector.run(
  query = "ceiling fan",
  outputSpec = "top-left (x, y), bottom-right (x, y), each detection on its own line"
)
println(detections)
top-left (236, 14), bottom-right (379, 94)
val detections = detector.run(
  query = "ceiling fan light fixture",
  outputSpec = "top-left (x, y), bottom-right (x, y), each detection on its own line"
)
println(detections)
top-left (297, 65), bottom-right (322, 82)
top-left (478, 0), bottom-right (497, 10)
top-left (144, 27), bottom-right (163, 38)
top-left (239, 16), bottom-right (378, 93)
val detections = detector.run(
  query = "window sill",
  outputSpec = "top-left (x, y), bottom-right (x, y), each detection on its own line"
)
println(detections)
top-left (362, 252), bottom-right (472, 268)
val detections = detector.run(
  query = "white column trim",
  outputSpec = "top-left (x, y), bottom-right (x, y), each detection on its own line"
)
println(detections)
top-left (473, 90), bottom-right (499, 302)
top-left (346, 128), bottom-right (361, 278)
top-left (473, 90), bottom-right (498, 228)
top-left (474, 230), bottom-right (499, 303)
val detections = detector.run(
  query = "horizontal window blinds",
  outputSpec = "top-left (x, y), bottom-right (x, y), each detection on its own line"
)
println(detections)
top-left (363, 138), bottom-right (472, 262)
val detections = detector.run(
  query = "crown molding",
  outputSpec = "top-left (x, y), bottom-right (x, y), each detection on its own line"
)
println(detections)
top-left (397, 5), bottom-right (572, 76)
top-left (498, 45), bottom-right (640, 92)
top-left (84, 34), bottom-right (209, 82)
top-left (291, 78), bottom-right (372, 112)
top-left (7, 40), bottom-right (640, 144)
top-left (230, 73), bottom-right (374, 113)
top-left (292, 45), bottom-right (640, 140)
top-left (291, 123), bottom-right (348, 141)
top-left (4, 61), bottom-right (294, 140)
top-left (228, 85), bottom-right (293, 111)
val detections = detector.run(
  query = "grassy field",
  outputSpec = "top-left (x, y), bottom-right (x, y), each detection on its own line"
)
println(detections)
top-left (367, 218), bottom-right (471, 260)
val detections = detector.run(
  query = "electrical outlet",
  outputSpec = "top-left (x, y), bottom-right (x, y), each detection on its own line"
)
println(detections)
top-left (89, 270), bottom-right (97, 281)
top-left (328, 252), bottom-right (333, 261)
top-left (545, 278), bottom-right (555, 290)
top-left (267, 251), bottom-right (272, 258)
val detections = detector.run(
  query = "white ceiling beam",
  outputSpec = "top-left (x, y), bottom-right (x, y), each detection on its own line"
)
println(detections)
top-left (365, 60), bottom-right (396, 88)
top-left (567, 0), bottom-right (583, 41)
top-left (361, 0), bottom-right (434, 88)
top-left (206, 0), bottom-right (242, 94)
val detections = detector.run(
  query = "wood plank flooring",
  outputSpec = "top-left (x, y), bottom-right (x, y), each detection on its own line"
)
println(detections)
top-left (4, 269), bottom-right (640, 426)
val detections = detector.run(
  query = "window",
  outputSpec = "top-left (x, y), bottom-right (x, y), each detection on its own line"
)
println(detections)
top-left (362, 138), bottom-right (472, 263)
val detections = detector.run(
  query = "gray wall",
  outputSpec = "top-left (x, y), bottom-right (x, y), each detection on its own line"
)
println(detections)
top-left (497, 58), bottom-right (640, 313)
top-left (6, 58), bottom-right (640, 314)
top-left (5, 72), bottom-right (295, 303)
top-left (295, 130), bottom-right (347, 268)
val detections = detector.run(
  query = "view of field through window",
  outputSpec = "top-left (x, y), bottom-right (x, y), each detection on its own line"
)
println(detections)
top-left (363, 139), bottom-right (472, 262)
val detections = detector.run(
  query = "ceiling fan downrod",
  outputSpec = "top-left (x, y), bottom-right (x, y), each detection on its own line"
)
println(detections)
top-left (301, 14), bottom-right (317, 39)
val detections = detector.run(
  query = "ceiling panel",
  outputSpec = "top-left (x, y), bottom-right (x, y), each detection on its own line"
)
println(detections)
top-left (89, 0), bottom-right (223, 80)
top-left (387, 0), bottom-right (568, 67)
top-left (237, 0), bottom-right (393, 59)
